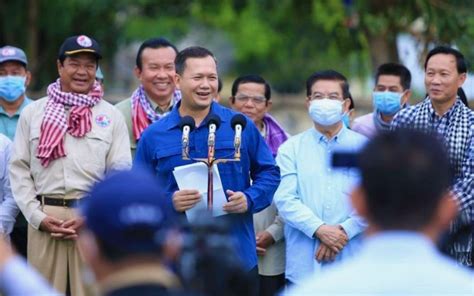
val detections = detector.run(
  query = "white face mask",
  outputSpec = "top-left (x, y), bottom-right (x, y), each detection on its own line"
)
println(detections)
top-left (308, 98), bottom-right (344, 126)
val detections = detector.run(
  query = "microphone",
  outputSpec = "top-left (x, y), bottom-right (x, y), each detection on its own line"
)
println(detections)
top-left (207, 114), bottom-right (221, 161)
top-left (179, 116), bottom-right (196, 159)
top-left (231, 114), bottom-right (247, 159)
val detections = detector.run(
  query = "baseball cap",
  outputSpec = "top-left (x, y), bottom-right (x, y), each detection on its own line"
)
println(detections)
top-left (81, 169), bottom-right (177, 254)
top-left (58, 35), bottom-right (102, 60)
top-left (0, 46), bottom-right (28, 66)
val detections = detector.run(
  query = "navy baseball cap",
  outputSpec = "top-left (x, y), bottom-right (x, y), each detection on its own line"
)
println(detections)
top-left (58, 35), bottom-right (102, 60)
top-left (0, 46), bottom-right (28, 66)
top-left (81, 169), bottom-right (176, 254)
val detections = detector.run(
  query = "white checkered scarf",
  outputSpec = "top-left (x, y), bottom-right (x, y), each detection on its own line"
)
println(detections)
top-left (130, 85), bottom-right (181, 140)
top-left (392, 97), bottom-right (474, 266)
top-left (37, 79), bottom-right (103, 167)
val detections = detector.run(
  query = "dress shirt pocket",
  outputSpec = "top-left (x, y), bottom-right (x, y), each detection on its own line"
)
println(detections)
top-left (214, 141), bottom-right (245, 189)
top-left (82, 131), bottom-right (112, 168)
top-left (28, 128), bottom-right (42, 175)
top-left (154, 145), bottom-right (183, 174)
top-left (214, 141), bottom-right (238, 159)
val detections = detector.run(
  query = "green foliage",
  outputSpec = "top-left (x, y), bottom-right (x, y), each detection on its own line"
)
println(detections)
top-left (1, 0), bottom-right (473, 93)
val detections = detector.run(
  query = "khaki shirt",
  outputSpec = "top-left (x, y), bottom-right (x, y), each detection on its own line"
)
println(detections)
top-left (10, 97), bottom-right (132, 229)
top-left (254, 202), bottom-right (286, 276)
top-left (115, 95), bottom-right (174, 158)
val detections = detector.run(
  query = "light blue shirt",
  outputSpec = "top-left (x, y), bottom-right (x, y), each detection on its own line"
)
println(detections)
top-left (286, 232), bottom-right (474, 295)
top-left (274, 126), bottom-right (367, 284)
top-left (0, 97), bottom-right (31, 140)
top-left (0, 134), bottom-right (18, 235)
top-left (0, 256), bottom-right (59, 295)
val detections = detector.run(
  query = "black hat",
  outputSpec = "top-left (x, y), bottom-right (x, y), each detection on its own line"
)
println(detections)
top-left (58, 35), bottom-right (102, 59)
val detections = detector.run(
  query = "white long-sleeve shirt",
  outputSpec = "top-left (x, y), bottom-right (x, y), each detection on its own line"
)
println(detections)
top-left (0, 134), bottom-right (19, 235)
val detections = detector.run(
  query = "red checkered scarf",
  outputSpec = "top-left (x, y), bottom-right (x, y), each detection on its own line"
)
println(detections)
top-left (131, 85), bottom-right (181, 141)
top-left (37, 79), bottom-right (103, 167)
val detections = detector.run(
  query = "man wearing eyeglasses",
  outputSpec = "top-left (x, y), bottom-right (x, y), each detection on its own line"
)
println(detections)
top-left (229, 74), bottom-right (288, 296)
top-left (274, 70), bottom-right (367, 285)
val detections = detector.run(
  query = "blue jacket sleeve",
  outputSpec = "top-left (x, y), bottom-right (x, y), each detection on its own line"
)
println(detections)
top-left (243, 121), bottom-right (281, 213)
top-left (133, 130), bottom-right (156, 174)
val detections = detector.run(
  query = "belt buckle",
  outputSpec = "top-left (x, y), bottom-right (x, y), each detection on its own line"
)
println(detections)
top-left (62, 199), bottom-right (67, 208)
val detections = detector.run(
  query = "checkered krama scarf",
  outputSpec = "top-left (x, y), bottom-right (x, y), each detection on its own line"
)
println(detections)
top-left (392, 97), bottom-right (474, 266)
top-left (37, 79), bottom-right (102, 167)
top-left (131, 85), bottom-right (181, 141)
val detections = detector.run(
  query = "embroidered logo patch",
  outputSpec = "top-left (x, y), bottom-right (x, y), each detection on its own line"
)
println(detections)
top-left (1, 48), bottom-right (15, 56)
top-left (95, 114), bottom-right (111, 127)
top-left (77, 35), bottom-right (92, 47)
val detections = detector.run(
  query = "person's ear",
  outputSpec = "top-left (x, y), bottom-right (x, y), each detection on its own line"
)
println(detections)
top-left (57, 60), bottom-right (63, 77)
top-left (433, 191), bottom-right (458, 232)
top-left (457, 72), bottom-right (467, 87)
top-left (342, 98), bottom-right (351, 113)
top-left (25, 71), bottom-right (32, 87)
top-left (401, 90), bottom-right (411, 106)
top-left (174, 73), bottom-right (181, 90)
top-left (134, 66), bottom-right (142, 80)
top-left (265, 99), bottom-right (272, 112)
top-left (305, 97), bottom-right (312, 109)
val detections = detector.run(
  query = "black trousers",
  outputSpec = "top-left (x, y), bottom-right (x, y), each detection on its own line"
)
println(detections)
top-left (10, 213), bottom-right (28, 258)
top-left (259, 273), bottom-right (285, 296)
top-left (247, 266), bottom-right (259, 296)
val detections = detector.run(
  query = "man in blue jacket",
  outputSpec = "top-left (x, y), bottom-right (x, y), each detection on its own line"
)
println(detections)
top-left (134, 46), bottom-right (280, 294)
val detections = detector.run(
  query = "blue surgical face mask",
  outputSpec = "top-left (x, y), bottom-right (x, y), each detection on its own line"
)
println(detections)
top-left (373, 91), bottom-right (403, 115)
top-left (342, 113), bottom-right (351, 128)
top-left (308, 99), bottom-right (344, 126)
top-left (0, 75), bottom-right (26, 102)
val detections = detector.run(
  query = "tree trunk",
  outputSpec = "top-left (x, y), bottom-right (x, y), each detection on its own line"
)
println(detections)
top-left (366, 33), bottom-right (400, 73)
top-left (27, 0), bottom-right (39, 87)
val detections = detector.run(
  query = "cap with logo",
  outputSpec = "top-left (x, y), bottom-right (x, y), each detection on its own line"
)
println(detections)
top-left (0, 46), bottom-right (28, 66)
top-left (81, 169), bottom-right (177, 254)
top-left (58, 35), bottom-right (102, 60)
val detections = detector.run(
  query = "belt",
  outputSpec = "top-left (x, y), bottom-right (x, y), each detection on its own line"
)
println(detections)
top-left (36, 196), bottom-right (82, 208)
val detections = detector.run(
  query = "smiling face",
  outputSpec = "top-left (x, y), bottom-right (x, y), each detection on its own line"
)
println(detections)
top-left (425, 53), bottom-right (466, 106)
top-left (135, 46), bottom-right (177, 103)
top-left (176, 56), bottom-right (218, 112)
top-left (230, 82), bottom-right (270, 127)
top-left (57, 53), bottom-right (97, 94)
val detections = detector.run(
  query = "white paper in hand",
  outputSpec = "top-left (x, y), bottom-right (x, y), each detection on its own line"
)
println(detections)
top-left (173, 162), bottom-right (227, 222)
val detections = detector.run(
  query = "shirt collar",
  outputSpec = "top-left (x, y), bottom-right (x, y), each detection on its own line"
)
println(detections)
top-left (166, 101), bottom-right (228, 131)
top-left (0, 96), bottom-right (31, 116)
top-left (312, 123), bottom-right (347, 144)
top-left (145, 92), bottom-right (175, 114)
top-left (428, 97), bottom-right (461, 120)
top-left (362, 231), bottom-right (437, 258)
top-left (374, 111), bottom-right (391, 130)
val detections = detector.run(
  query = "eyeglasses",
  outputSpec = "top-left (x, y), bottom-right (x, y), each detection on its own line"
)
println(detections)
top-left (309, 93), bottom-right (343, 101)
top-left (234, 94), bottom-right (267, 105)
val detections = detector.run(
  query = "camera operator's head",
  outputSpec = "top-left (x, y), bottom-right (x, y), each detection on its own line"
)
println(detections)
top-left (78, 170), bottom-right (181, 293)
top-left (351, 129), bottom-right (458, 240)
